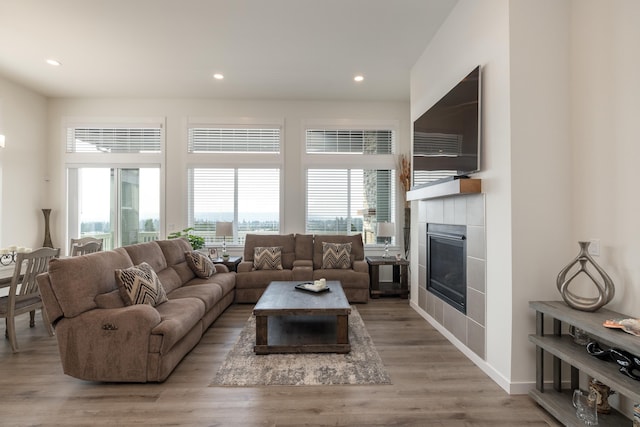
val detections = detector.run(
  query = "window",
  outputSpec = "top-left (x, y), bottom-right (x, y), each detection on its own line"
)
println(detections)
top-left (186, 120), bottom-right (283, 245)
top-left (304, 126), bottom-right (396, 244)
top-left (65, 120), bottom-right (164, 252)
top-left (188, 168), bottom-right (280, 245)
top-left (68, 167), bottom-right (160, 250)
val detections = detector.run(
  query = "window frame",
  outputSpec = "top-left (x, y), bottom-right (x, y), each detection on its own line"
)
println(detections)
top-left (302, 119), bottom-right (399, 246)
top-left (186, 117), bottom-right (284, 246)
top-left (63, 117), bottom-right (166, 253)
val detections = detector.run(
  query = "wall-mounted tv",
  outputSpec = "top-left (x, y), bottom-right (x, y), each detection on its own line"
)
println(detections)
top-left (412, 66), bottom-right (481, 188)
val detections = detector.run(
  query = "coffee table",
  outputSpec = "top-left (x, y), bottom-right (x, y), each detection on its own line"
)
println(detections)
top-left (253, 281), bottom-right (351, 355)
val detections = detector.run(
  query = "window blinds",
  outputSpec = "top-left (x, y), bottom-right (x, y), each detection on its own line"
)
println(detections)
top-left (66, 127), bottom-right (162, 153)
top-left (188, 168), bottom-right (280, 244)
top-left (188, 128), bottom-right (280, 153)
top-left (306, 129), bottom-right (393, 154)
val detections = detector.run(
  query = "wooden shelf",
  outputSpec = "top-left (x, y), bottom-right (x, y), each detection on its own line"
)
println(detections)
top-left (529, 300), bottom-right (638, 426)
top-left (529, 389), bottom-right (630, 427)
top-left (406, 178), bottom-right (481, 201)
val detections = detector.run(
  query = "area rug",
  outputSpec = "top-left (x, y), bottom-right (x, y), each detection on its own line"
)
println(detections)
top-left (210, 308), bottom-right (391, 386)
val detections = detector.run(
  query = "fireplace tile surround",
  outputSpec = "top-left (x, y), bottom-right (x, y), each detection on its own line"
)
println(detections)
top-left (416, 193), bottom-right (486, 359)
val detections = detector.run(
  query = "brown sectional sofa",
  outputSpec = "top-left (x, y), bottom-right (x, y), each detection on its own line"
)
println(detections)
top-left (36, 238), bottom-right (235, 383)
top-left (235, 233), bottom-right (369, 303)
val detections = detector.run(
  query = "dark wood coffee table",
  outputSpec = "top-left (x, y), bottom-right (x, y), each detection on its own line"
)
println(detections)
top-left (253, 281), bottom-right (351, 355)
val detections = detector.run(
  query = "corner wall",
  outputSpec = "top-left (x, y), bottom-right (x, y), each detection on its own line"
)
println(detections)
top-left (410, 0), bottom-right (574, 392)
top-left (0, 76), bottom-right (49, 250)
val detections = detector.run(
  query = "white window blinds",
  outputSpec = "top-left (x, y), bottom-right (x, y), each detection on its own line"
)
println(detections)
top-left (306, 168), bottom-right (394, 243)
top-left (188, 168), bottom-right (280, 245)
top-left (66, 127), bottom-right (162, 153)
top-left (306, 129), bottom-right (393, 154)
top-left (188, 127), bottom-right (280, 153)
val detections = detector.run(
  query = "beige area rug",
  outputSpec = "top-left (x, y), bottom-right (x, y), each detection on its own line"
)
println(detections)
top-left (211, 308), bottom-right (391, 386)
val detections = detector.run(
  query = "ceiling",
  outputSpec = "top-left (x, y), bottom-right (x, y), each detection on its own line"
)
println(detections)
top-left (0, 0), bottom-right (457, 101)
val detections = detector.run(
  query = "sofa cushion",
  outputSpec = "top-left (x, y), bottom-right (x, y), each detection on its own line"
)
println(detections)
top-left (122, 241), bottom-right (168, 273)
top-left (184, 250), bottom-right (216, 278)
top-left (244, 234), bottom-right (296, 269)
top-left (313, 234), bottom-right (364, 269)
top-left (322, 242), bottom-right (352, 269)
top-left (156, 238), bottom-right (197, 288)
top-left (295, 234), bottom-right (314, 260)
top-left (115, 262), bottom-right (169, 307)
top-left (253, 246), bottom-right (283, 270)
top-left (150, 297), bottom-right (205, 354)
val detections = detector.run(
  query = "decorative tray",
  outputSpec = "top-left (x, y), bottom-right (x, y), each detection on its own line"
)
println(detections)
top-left (295, 282), bottom-right (331, 293)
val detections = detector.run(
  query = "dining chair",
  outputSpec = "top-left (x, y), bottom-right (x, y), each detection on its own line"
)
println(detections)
top-left (0, 247), bottom-right (60, 352)
top-left (69, 237), bottom-right (103, 256)
top-left (70, 241), bottom-right (102, 256)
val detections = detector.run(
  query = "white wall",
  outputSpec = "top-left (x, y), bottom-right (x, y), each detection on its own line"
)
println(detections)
top-left (412, 0), bottom-right (640, 394)
top-left (410, 0), bottom-right (515, 389)
top-left (411, 0), bottom-right (575, 392)
top-left (46, 98), bottom-right (411, 253)
top-left (508, 0), bottom-right (573, 387)
top-left (570, 0), bottom-right (640, 318)
top-left (0, 75), bottom-right (49, 250)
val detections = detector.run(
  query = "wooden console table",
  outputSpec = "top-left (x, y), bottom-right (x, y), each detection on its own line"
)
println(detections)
top-left (366, 256), bottom-right (409, 299)
top-left (529, 301), bottom-right (638, 426)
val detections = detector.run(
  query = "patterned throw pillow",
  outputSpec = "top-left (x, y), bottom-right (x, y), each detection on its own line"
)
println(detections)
top-left (185, 250), bottom-right (216, 278)
top-left (253, 246), bottom-right (283, 270)
top-left (322, 242), bottom-right (352, 269)
top-left (115, 262), bottom-right (168, 307)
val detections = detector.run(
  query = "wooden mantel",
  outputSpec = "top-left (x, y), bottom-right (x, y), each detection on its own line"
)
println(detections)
top-left (406, 178), bottom-right (481, 201)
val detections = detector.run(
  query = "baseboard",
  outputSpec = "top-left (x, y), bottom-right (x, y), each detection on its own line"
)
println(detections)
top-left (409, 301), bottom-right (535, 395)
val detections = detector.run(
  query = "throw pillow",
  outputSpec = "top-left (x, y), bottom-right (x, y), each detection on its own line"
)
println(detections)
top-left (115, 262), bottom-right (168, 307)
top-left (253, 246), bottom-right (283, 270)
top-left (322, 242), bottom-right (352, 269)
top-left (185, 250), bottom-right (216, 278)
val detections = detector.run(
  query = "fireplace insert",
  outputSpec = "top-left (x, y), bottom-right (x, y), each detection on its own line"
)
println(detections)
top-left (426, 223), bottom-right (467, 314)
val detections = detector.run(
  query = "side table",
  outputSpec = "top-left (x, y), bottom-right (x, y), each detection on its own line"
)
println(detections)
top-left (211, 256), bottom-right (242, 272)
top-left (365, 256), bottom-right (409, 299)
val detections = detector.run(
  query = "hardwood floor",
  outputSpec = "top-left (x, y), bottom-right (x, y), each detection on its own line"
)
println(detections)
top-left (0, 299), bottom-right (560, 426)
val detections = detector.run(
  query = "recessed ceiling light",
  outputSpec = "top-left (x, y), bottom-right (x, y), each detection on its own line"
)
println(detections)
top-left (354, 75), bottom-right (364, 82)
top-left (46, 59), bottom-right (61, 66)
top-left (213, 73), bottom-right (224, 80)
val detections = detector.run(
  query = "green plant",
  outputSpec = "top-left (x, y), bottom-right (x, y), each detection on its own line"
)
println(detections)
top-left (167, 227), bottom-right (205, 250)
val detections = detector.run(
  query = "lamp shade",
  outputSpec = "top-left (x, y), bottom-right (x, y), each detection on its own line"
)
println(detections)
top-left (376, 222), bottom-right (395, 238)
top-left (215, 221), bottom-right (233, 237)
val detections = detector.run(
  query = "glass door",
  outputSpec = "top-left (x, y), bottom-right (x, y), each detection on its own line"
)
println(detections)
top-left (68, 167), bottom-right (160, 251)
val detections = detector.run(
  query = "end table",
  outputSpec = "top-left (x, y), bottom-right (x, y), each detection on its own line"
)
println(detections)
top-left (365, 256), bottom-right (410, 299)
top-left (211, 256), bottom-right (242, 272)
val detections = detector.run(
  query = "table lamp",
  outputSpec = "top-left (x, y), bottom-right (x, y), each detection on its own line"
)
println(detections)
top-left (216, 221), bottom-right (233, 256)
top-left (376, 222), bottom-right (395, 258)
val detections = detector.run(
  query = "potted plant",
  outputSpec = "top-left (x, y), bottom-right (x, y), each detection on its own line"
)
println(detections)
top-left (167, 227), bottom-right (205, 250)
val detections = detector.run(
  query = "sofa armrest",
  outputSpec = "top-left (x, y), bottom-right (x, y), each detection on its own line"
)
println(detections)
top-left (54, 305), bottom-right (162, 382)
top-left (214, 264), bottom-right (230, 274)
top-left (353, 260), bottom-right (368, 274)
top-left (237, 261), bottom-right (254, 273)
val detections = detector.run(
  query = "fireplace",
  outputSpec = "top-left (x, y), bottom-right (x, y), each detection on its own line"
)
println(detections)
top-left (426, 223), bottom-right (467, 314)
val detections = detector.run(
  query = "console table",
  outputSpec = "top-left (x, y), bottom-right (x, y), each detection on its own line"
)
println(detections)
top-left (529, 301), bottom-right (639, 426)
top-left (365, 256), bottom-right (409, 299)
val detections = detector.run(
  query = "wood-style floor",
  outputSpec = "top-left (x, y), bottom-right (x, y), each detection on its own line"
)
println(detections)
top-left (0, 299), bottom-right (560, 426)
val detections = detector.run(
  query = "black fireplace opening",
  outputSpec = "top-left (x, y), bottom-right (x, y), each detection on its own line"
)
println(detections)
top-left (426, 223), bottom-right (467, 314)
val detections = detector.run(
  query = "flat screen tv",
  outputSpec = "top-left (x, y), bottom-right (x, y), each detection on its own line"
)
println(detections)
top-left (412, 66), bottom-right (481, 188)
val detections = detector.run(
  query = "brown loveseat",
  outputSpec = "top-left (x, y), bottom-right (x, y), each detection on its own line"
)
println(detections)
top-left (36, 238), bottom-right (235, 383)
top-left (235, 233), bottom-right (369, 303)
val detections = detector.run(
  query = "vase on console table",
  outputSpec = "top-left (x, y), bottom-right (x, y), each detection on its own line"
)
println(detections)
top-left (42, 208), bottom-right (54, 248)
top-left (556, 241), bottom-right (614, 312)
